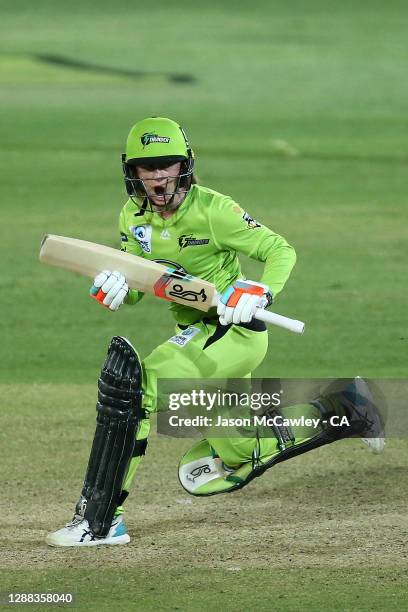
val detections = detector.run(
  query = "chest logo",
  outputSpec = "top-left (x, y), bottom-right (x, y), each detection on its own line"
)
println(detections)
top-left (178, 234), bottom-right (210, 250)
top-left (160, 229), bottom-right (171, 240)
top-left (129, 224), bottom-right (152, 253)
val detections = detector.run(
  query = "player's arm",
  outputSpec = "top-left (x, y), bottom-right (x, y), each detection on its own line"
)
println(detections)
top-left (211, 197), bottom-right (296, 324)
top-left (211, 197), bottom-right (296, 296)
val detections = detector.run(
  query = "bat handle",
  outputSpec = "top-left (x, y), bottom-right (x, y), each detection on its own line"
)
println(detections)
top-left (253, 308), bottom-right (305, 334)
top-left (212, 295), bottom-right (305, 334)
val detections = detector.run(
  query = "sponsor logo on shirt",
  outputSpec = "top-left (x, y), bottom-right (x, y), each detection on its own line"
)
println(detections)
top-left (160, 229), bottom-right (171, 240)
top-left (141, 132), bottom-right (171, 147)
top-left (242, 212), bottom-right (261, 229)
top-left (168, 326), bottom-right (201, 347)
top-left (129, 224), bottom-right (152, 253)
top-left (178, 234), bottom-right (210, 250)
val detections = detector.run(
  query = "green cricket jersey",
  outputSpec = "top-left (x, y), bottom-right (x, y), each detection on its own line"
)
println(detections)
top-left (119, 184), bottom-right (296, 325)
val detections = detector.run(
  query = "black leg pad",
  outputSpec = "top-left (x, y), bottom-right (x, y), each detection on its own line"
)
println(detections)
top-left (76, 336), bottom-right (143, 537)
top-left (132, 438), bottom-right (148, 457)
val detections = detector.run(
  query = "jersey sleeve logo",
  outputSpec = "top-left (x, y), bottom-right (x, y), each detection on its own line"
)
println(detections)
top-left (129, 224), bottom-right (152, 253)
top-left (242, 212), bottom-right (261, 229)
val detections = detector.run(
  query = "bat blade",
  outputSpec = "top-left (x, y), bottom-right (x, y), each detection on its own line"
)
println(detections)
top-left (39, 234), bottom-right (216, 311)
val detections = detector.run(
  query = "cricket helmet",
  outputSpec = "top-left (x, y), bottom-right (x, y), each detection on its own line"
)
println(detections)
top-left (122, 117), bottom-right (195, 211)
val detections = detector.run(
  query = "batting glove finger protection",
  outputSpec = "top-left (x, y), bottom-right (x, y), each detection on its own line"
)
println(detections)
top-left (109, 286), bottom-right (129, 311)
top-left (101, 270), bottom-right (124, 294)
top-left (90, 270), bottom-right (129, 311)
top-left (92, 269), bottom-right (111, 289)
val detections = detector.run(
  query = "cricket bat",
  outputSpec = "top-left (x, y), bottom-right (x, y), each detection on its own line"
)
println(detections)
top-left (39, 234), bottom-right (305, 334)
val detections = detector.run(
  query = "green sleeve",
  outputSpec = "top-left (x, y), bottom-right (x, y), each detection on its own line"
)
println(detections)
top-left (210, 197), bottom-right (296, 297)
top-left (118, 207), bottom-right (145, 306)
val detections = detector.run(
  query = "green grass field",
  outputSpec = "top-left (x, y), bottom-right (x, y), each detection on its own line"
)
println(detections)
top-left (1, 1), bottom-right (407, 609)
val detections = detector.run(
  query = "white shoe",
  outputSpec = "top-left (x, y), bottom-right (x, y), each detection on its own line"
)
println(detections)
top-left (353, 377), bottom-right (385, 454)
top-left (46, 514), bottom-right (130, 547)
top-left (361, 436), bottom-right (385, 454)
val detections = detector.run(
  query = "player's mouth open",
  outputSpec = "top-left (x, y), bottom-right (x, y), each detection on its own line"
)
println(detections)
top-left (152, 186), bottom-right (166, 201)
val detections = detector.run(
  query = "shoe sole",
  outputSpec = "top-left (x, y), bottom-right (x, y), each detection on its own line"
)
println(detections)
top-left (46, 534), bottom-right (130, 547)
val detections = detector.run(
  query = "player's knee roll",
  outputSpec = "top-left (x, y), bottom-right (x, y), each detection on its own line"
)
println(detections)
top-left (97, 336), bottom-right (143, 415)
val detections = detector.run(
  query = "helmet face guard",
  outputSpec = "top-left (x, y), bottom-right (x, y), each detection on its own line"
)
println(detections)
top-left (122, 154), bottom-right (194, 212)
top-left (122, 117), bottom-right (195, 213)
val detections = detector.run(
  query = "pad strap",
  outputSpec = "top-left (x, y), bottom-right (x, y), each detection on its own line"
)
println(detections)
top-left (263, 407), bottom-right (296, 451)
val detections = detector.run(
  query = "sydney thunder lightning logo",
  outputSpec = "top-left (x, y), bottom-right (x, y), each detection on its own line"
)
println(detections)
top-left (141, 132), bottom-right (171, 147)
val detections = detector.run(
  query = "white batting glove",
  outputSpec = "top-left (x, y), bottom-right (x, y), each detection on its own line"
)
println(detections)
top-left (90, 270), bottom-right (129, 311)
top-left (217, 279), bottom-right (272, 326)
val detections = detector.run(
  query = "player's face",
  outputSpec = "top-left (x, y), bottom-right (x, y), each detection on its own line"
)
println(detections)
top-left (136, 161), bottom-right (182, 207)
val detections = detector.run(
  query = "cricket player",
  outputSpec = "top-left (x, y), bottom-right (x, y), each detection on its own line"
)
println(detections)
top-left (46, 118), bottom-right (384, 547)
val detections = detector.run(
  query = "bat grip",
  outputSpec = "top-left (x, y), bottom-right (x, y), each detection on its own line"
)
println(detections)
top-left (212, 295), bottom-right (305, 334)
top-left (253, 308), bottom-right (305, 334)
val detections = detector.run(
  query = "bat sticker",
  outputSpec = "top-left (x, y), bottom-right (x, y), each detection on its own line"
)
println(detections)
top-left (154, 269), bottom-right (208, 303)
top-left (168, 284), bottom-right (208, 303)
